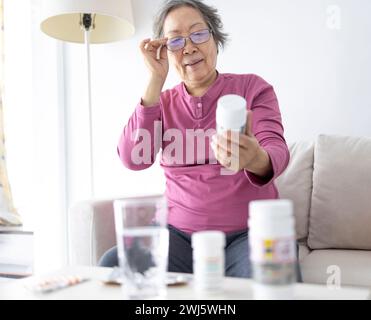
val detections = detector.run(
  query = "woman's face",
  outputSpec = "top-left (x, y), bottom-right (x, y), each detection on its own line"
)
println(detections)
top-left (163, 6), bottom-right (218, 86)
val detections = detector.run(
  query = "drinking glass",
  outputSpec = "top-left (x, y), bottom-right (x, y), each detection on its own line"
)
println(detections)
top-left (114, 195), bottom-right (169, 299)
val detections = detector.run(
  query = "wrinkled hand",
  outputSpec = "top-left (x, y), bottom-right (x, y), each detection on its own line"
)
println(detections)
top-left (140, 38), bottom-right (169, 83)
top-left (211, 111), bottom-right (273, 177)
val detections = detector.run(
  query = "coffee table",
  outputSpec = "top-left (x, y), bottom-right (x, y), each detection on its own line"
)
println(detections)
top-left (0, 266), bottom-right (369, 300)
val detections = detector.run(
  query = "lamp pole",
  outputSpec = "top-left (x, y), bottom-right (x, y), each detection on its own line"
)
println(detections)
top-left (82, 14), bottom-right (95, 197)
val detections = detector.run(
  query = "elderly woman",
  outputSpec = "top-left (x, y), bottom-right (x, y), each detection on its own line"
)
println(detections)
top-left (100, 0), bottom-right (294, 279)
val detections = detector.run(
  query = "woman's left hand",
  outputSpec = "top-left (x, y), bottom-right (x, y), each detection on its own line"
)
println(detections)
top-left (211, 111), bottom-right (273, 178)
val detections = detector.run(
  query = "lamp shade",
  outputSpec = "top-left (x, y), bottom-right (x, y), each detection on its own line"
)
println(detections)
top-left (40, 0), bottom-right (135, 44)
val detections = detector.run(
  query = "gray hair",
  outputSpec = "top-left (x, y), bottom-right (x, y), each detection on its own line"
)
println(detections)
top-left (153, 0), bottom-right (229, 52)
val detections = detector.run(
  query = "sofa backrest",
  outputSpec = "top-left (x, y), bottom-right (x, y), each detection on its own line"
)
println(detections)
top-left (275, 141), bottom-right (314, 241)
top-left (69, 199), bottom-right (116, 266)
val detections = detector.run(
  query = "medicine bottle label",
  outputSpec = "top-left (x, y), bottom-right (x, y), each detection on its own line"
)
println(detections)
top-left (250, 237), bottom-right (296, 264)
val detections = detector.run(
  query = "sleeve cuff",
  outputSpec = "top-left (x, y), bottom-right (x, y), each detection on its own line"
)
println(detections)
top-left (244, 147), bottom-right (276, 188)
top-left (136, 100), bottom-right (161, 115)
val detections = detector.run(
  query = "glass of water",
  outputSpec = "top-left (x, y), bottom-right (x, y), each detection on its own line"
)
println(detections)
top-left (114, 195), bottom-right (169, 299)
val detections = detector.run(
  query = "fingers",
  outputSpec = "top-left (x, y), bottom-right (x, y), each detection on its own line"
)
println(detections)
top-left (214, 146), bottom-right (239, 166)
top-left (211, 135), bottom-right (241, 171)
top-left (140, 38), bottom-right (151, 52)
top-left (214, 149), bottom-right (240, 171)
top-left (157, 44), bottom-right (169, 60)
top-left (245, 110), bottom-right (254, 137)
top-left (212, 131), bottom-right (250, 151)
top-left (140, 38), bottom-right (168, 54)
top-left (218, 155), bottom-right (233, 169)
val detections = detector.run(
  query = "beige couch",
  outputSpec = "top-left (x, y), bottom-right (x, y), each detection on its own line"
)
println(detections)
top-left (69, 134), bottom-right (371, 288)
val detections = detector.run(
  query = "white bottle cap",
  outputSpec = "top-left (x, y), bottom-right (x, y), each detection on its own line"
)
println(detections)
top-left (216, 94), bottom-right (247, 132)
top-left (192, 231), bottom-right (226, 254)
top-left (248, 199), bottom-right (295, 238)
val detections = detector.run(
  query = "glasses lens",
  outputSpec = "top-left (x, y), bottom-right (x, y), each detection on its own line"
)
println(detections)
top-left (190, 29), bottom-right (211, 44)
top-left (167, 37), bottom-right (185, 51)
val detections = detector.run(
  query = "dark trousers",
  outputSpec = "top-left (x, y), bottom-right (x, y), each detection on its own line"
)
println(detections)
top-left (98, 224), bottom-right (302, 281)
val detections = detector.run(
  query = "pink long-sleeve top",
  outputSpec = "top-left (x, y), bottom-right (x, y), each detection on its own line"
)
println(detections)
top-left (118, 73), bottom-right (290, 234)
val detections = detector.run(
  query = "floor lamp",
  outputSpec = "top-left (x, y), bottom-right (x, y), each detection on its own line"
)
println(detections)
top-left (40, 0), bottom-right (135, 197)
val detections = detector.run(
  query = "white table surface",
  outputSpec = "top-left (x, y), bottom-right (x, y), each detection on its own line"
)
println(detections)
top-left (0, 266), bottom-right (369, 300)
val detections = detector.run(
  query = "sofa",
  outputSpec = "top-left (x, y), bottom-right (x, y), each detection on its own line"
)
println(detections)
top-left (69, 134), bottom-right (371, 288)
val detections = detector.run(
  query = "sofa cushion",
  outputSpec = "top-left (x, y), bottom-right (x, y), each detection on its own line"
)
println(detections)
top-left (300, 249), bottom-right (371, 287)
top-left (308, 135), bottom-right (371, 249)
top-left (275, 141), bottom-right (314, 240)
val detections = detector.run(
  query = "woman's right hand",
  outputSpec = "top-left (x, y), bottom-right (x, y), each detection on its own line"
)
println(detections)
top-left (140, 38), bottom-right (169, 84)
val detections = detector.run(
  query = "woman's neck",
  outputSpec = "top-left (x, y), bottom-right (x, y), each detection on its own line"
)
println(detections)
top-left (184, 70), bottom-right (218, 97)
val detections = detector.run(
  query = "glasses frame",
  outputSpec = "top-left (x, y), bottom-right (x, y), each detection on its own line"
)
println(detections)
top-left (165, 28), bottom-right (213, 52)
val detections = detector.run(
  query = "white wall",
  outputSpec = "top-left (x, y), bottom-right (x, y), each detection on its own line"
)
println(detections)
top-left (217, 0), bottom-right (371, 143)
top-left (64, 0), bottom-right (371, 202)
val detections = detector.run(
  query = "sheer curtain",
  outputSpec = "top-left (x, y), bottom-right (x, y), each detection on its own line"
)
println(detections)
top-left (0, 0), bottom-right (21, 226)
top-left (3, 0), bottom-right (69, 273)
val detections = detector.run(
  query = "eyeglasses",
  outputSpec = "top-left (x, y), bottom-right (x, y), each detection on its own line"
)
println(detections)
top-left (166, 29), bottom-right (212, 52)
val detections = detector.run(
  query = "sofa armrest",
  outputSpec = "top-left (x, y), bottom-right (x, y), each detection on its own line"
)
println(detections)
top-left (68, 199), bottom-right (117, 266)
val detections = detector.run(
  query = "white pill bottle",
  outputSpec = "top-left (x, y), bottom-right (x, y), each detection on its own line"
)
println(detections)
top-left (216, 94), bottom-right (247, 133)
top-left (192, 231), bottom-right (226, 294)
top-left (248, 199), bottom-right (297, 300)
